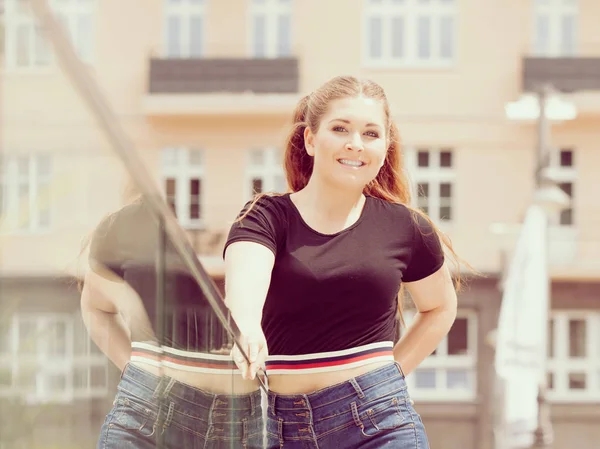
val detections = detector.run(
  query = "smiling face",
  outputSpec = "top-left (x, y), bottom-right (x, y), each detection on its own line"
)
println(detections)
top-left (304, 95), bottom-right (388, 191)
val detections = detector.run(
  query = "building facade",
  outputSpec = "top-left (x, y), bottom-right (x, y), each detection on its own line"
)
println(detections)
top-left (1, 0), bottom-right (599, 447)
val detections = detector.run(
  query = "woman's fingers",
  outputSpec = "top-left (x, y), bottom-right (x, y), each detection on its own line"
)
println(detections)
top-left (231, 336), bottom-right (267, 380)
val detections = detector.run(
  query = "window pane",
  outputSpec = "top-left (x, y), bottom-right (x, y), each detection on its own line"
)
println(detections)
top-left (548, 318), bottom-right (554, 358)
top-left (440, 183), bottom-right (452, 198)
top-left (277, 14), bottom-right (292, 57)
top-left (368, 17), bottom-right (382, 59)
top-left (16, 24), bottom-right (31, 67)
top-left (34, 26), bottom-right (52, 66)
top-left (417, 16), bottom-right (431, 59)
top-left (568, 372), bottom-right (586, 389)
top-left (439, 16), bottom-right (454, 59)
top-left (252, 178), bottom-right (263, 195)
top-left (165, 178), bottom-right (176, 195)
top-left (189, 179), bottom-right (201, 219)
top-left (253, 15), bottom-right (267, 57)
top-left (561, 14), bottom-right (576, 56)
top-left (547, 372), bottom-right (554, 390)
top-left (569, 319), bottom-right (586, 357)
top-left (448, 317), bottom-right (468, 355)
top-left (391, 17), bottom-right (404, 59)
top-left (250, 149), bottom-right (265, 166)
top-left (440, 206), bottom-right (452, 221)
top-left (17, 156), bottom-right (30, 178)
top-left (440, 150), bottom-right (452, 167)
top-left (417, 150), bottom-right (429, 167)
top-left (0, 367), bottom-right (12, 387)
top-left (167, 16), bottom-right (182, 57)
top-left (90, 365), bottom-right (107, 388)
top-left (559, 182), bottom-right (572, 198)
top-left (560, 149), bottom-right (573, 167)
top-left (535, 15), bottom-right (549, 55)
top-left (74, 367), bottom-right (88, 389)
top-left (38, 183), bottom-right (52, 228)
top-left (188, 149), bottom-right (203, 166)
top-left (189, 15), bottom-right (203, 57)
top-left (415, 369), bottom-right (436, 388)
top-left (162, 148), bottom-right (178, 166)
top-left (48, 321), bottom-right (67, 356)
top-left (76, 13), bottom-right (93, 60)
top-left (18, 184), bottom-right (30, 229)
top-left (274, 175), bottom-right (286, 193)
top-left (417, 182), bottom-right (429, 197)
top-left (447, 369), bottom-right (469, 389)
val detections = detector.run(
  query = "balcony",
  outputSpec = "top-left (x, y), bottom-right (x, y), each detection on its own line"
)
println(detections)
top-left (522, 57), bottom-right (600, 114)
top-left (143, 57), bottom-right (301, 116)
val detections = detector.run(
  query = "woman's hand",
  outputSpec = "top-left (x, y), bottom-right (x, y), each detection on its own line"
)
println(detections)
top-left (231, 330), bottom-right (268, 380)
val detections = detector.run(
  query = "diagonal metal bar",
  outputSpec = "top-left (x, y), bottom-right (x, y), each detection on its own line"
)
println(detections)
top-left (26, 0), bottom-right (268, 392)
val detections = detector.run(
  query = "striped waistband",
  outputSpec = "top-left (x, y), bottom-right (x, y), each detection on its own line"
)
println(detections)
top-left (265, 341), bottom-right (395, 374)
top-left (130, 342), bottom-right (240, 374)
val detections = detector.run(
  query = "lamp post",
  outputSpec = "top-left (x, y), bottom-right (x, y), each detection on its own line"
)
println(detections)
top-left (504, 85), bottom-right (576, 449)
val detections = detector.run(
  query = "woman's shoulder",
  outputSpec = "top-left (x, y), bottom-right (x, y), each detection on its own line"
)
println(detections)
top-left (366, 195), bottom-right (413, 221)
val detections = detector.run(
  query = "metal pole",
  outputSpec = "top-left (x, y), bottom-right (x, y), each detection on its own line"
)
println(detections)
top-left (530, 84), bottom-right (553, 449)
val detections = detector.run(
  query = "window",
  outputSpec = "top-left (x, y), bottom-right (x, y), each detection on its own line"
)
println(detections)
top-left (164, 0), bottom-right (205, 58)
top-left (162, 147), bottom-right (204, 229)
top-left (0, 314), bottom-right (108, 403)
top-left (546, 147), bottom-right (575, 226)
top-left (364, 0), bottom-right (455, 67)
top-left (249, 0), bottom-right (292, 58)
top-left (4, 0), bottom-right (95, 69)
top-left (405, 147), bottom-right (455, 223)
top-left (246, 148), bottom-right (286, 199)
top-left (533, 0), bottom-right (578, 57)
top-left (402, 310), bottom-right (478, 401)
top-left (0, 154), bottom-right (52, 233)
top-left (547, 311), bottom-right (600, 402)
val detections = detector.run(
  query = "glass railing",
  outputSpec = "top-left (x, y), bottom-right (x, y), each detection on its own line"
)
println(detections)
top-left (0, 1), bottom-right (264, 448)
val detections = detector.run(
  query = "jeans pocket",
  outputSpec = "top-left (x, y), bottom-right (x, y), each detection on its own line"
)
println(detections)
top-left (352, 396), bottom-right (411, 438)
top-left (113, 394), bottom-right (158, 438)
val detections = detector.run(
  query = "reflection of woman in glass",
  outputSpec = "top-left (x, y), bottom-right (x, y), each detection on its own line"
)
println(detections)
top-left (224, 76), bottom-right (464, 449)
top-left (81, 197), bottom-right (263, 449)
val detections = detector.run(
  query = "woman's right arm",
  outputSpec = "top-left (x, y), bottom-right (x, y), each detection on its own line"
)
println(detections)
top-left (80, 266), bottom-right (132, 372)
top-left (224, 241), bottom-right (275, 380)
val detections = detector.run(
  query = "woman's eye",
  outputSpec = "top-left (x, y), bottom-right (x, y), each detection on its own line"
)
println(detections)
top-left (365, 131), bottom-right (379, 138)
top-left (333, 126), bottom-right (347, 132)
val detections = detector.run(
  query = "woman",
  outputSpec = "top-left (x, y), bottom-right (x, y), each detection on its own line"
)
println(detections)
top-left (223, 76), bottom-right (462, 449)
top-left (81, 197), bottom-right (264, 449)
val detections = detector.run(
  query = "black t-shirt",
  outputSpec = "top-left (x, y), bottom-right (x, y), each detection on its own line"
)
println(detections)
top-left (224, 193), bottom-right (445, 356)
top-left (89, 200), bottom-right (227, 352)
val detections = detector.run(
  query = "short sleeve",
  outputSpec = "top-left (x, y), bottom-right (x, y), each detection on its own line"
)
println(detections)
top-left (223, 196), bottom-right (283, 258)
top-left (402, 212), bottom-right (445, 282)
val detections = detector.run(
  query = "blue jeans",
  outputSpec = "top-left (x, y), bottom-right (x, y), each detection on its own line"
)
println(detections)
top-left (265, 362), bottom-right (429, 449)
top-left (98, 363), bottom-right (264, 449)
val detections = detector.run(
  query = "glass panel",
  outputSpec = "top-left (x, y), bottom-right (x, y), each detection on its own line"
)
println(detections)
top-left (417, 182), bottom-right (429, 197)
top-left (250, 149), bottom-right (265, 166)
top-left (391, 17), bottom-right (405, 59)
top-left (16, 24), bottom-right (31, 67)
top-left (439, 16), bottom-right (453, 59)
top-left (252, 178), bottom-right (263, 195)
top-left (440, 206), bottom-right (452, 221)
top-left (535, 15), bottom-right (549, 55)
top-left (417, 16), bottom-right (431, 59)
top-left (167, 15), bottom-right (182, 57)
top-left (188, 149), bottom-right (203, 166)
top-left (189, 15), bottom-right (203, 57)
top-left (368, 16), bottom-right (382, 59)
top-left (548, 318), bottom-right (554, 358)
top-left (274, 174), bottom-right (286, 193)
top-left (446, 369), bottom-right (469, 389)
top-left (568, 372), bottom-right (586, 389)
top-left (569, 319), bottom-right (586, 357)
top-left (415, 369), bottom-right (436, 388)
top-left (417, 150), bottom-right (430, 167)
top-left (277, 14), bottom-right (292, 57)
top-left (561, 14), bottom-right (576, 56)
top-left (440, 150), bottom-right (452, 167)
top-left (253, 14), bottom-right (267, 57)
top-left (560, 149), bottom-right (573, 167)
top-left (440, 183), bottom-right (452, 198)
top-left (76, 13), bottom-right (93, 61)
top-left (190, 179), bottom-right (201, 219)
top-left (447, 317), bottom-right (468, 355)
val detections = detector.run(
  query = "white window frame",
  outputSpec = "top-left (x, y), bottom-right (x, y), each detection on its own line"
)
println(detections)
top-left (405, 147), bottom-right (455, 225)
top-left (363, 0), bottom-right (456, 68)
top-left (163, 0), bottom-right (205, 58)
top-left (532, 0), bottom-right (578, 57)
top-left (545, 147), bottom-right (575, 227)
top-left (0, 153), bottom-right (53, 234)
top-left (161, 147), bottom-right (205, 229)
top-left (547, 310), bottom-right (600, 403)
top-left (0, 313), bottom-right (109, 403)
top-left (4, 0), bottom-right (96, 70)
top-left (247, 0), bottom-right (293, 58)
top-left (402, 309), bottom-right (478, 402)
top-left (245, 147), bottom-right (287, 200)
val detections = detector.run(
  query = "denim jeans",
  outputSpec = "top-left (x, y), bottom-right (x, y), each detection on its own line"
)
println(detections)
top-left (98, 363), bottom-right (264, 449)
top-left (265, 362), bottom-right (429, 449)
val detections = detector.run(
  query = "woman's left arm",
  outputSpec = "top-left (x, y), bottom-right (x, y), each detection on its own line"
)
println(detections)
top-left (393, 262), bottom-right (458, 375)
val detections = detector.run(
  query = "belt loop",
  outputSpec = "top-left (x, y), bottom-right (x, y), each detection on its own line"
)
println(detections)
top-left (349, 378), bottom-right (365, 399)
top-left (249, 391), bottom-right (255, 416)
top-left (269, 393), bottom-right (276, 416)
top-left (161, 401), bottom-right (175, 434)
top-left (162, 377), bottom-right (176, 397)
top-left (152, 376), bottom-right (165, 399)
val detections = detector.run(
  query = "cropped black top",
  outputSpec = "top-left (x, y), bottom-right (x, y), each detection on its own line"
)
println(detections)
top-left (224, 194), bottom-right (445, 363)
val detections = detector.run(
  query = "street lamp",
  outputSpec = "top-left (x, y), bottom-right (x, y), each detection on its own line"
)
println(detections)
top-left (502, 84), bottom-right (577, 449)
